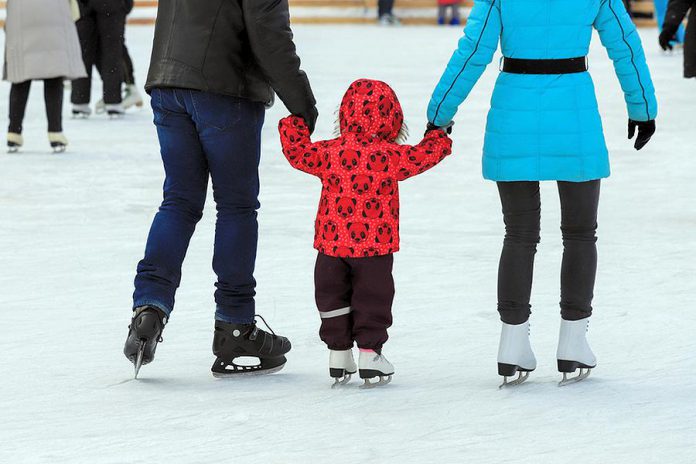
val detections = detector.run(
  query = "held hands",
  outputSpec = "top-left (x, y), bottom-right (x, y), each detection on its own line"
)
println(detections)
top-left (628, 119), bottom-right (656, 151)
top-left (297, 106), bottom-right (319, 135)
top-left (425, 121), bottom-right (454, 136)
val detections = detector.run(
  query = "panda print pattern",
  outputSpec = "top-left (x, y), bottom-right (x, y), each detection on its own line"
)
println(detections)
top-left (279, 79), bottom-right (452, 258)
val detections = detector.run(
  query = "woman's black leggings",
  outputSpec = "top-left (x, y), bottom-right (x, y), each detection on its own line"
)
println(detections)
top-left (8, 78), bottom-right (64, 134)
top-left (497, 180), bottom-right (601, 325)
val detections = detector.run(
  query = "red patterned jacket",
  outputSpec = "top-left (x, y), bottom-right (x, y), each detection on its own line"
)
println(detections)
top-left (279, 79), bottom-right (452, 259)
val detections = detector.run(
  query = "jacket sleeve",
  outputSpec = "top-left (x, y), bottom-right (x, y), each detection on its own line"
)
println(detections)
top-left (242, 0), bottom-right (317, 121)
top-left (391, 130), bottom-right (453, 182)
top-left (594, 0), bottom-right (658, 121)
top-left (662, 0), bottom-right (693, 34)
top-left (278, 116), bottom-right (324, 177)
top-left (427, 0), bottom-right (501, 127)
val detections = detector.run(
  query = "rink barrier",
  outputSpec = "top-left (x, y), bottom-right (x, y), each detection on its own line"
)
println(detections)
top-left (0, 0), bottom-right (657, 27)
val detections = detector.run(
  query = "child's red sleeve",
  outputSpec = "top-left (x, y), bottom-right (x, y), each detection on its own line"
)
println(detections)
top-left (278, 116), bottom-right (324, 178)
top-left (391, 129), bottom-right (453, 181)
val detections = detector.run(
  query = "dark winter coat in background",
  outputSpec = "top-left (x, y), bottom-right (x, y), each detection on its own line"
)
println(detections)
top-left (146, 0), bottom-right (317, 129)
top-left (664, 0), bottom-right (696, 77)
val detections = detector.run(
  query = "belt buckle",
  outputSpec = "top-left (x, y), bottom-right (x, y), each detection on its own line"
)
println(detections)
top-left (499, 56), bottom-right (504, 72)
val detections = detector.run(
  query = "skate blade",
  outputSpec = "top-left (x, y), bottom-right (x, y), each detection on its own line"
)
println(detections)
top-left (72, 113), bottom-right (89, 119)
top-left (359, 375), bottom-right (392, 389)
top-left (499, 371), bottom-right (530, 389)
top-left (330, 373), bottom-right (354, 389)
top-left (133, 340), bottom-right (146, 379)
top-left (212, 363), bottom-right (286, 378)
top-left (52, 145), bottom-right (66, 154)
top-left (558, 368), bottom-right (592, 387)
top-left (7, 147), bottom-right (19, 154)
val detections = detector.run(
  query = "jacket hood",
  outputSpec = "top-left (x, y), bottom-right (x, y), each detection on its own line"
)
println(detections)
top-left (338, 79), bottom-right (405, 142)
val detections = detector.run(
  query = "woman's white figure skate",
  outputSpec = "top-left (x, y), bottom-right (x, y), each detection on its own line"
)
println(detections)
top-left (7, 132), bottom-right (23, 153)
top-left (329, 349), bottom-right (357, 388)
top-left (557, 317), bottom-right (596, 386)
top-left (498, 321), bottom-right (537, 388)
top-left (48, 132), bottom-right (68, 153)
top-left (358, 350), bottom-right (393, 389)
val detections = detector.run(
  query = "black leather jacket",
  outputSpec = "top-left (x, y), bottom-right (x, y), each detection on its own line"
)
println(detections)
top-left (145, 0), bottom-right (317, 130)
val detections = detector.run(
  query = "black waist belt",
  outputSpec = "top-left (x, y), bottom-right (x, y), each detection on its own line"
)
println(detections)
top-left (502, 57), bottom-right (588, 74)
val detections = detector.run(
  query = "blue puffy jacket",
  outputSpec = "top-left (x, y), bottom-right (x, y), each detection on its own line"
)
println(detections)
top-left (428, 0), bottom-right (658, 182)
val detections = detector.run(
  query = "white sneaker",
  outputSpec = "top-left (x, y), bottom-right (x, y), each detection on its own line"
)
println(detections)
top-left (358, 349), bottom-right (393, 388)
top-left (497, 321), bottom-right (537, 387)
top-left (329, 349), bottom-right (357, 387)
top-left (557, 317), bottom-right (596, 372)
top-left (122, 84), bottom-right (144, 110)
top-left (7, 132), bottom-right (23, 153)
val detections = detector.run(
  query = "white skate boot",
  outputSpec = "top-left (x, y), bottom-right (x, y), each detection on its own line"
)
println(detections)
top-left (72, 104), bottom-right (92, 118)
top-left (7, 132), bottom-right (23, 153)
top-left (95, 99), bottom-right (106, 115)
top-left (329, 349), bottom-right (357, 388)
top-left (497, 321), bottom-right (537, 388)
top-left (105, 103), bottom-right (126, 118)
top-left (48, 132), bottom-right (68, 153)
top-left (557, 317), bottom-right (596, 386)
top-left (122, 84), bottom-right (144, 110)
top-left (358, 349), bottom-right (393, 389)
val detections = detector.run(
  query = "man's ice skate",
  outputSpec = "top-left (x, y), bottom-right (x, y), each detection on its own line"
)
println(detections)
top-left (557, 317), bottom-right (596, 386)
top-left (358, 349), bottom-right (393, 389)
top-left (497, 321), bottom-right (537, 388)
top-left (48, 132), bottom-right (68, 153)
top-left (105, 104), bottom-right (126, 119)
top-left (7, 132), bottom-right (23, 153)
top-left (211, 316), bottom-right (291, 377)
top-left (329, 349), bottom-right (357, 388)
top-left (122, 85), bottom-right (144, 110)
top-left (123, 306), bottom-right (167, 379)
top-left (72, 104), bottom-right (92, 118)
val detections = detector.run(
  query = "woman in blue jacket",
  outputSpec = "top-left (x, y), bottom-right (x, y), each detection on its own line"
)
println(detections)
top-left (428, 0), bottom-right (657, 387)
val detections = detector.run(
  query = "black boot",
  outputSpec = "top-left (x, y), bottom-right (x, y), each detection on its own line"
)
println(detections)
top-left (211, 317), bottom-right (291, 377)
top-left (123, 306), bottom-right (167, 378)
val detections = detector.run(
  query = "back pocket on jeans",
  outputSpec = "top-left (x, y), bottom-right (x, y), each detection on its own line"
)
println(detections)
top-left (190, 92), bottom-right (242, 131)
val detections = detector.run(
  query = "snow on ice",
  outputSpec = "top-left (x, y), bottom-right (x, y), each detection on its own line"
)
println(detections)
top-left (0, 25), bottom-right (694, 463)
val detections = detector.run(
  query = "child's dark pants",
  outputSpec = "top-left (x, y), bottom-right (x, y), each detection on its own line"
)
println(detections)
top-left (314, 253), bottom-right (395, 351)
top-left (496, 180), bottom-right (601, 325)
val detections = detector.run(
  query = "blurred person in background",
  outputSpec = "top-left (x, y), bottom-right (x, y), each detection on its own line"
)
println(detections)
top-left (659, 0), bottom-right (695, 78)
top-left (655, 0), bottom-right (686, 45)
top-left (379, 0), bottom-right (401, 25)
top-left (71, 0), bottom-right (128, 118)
top-left (3, 0), bottom-right (86, 153)
top-left (95, 1), bottom-right (144, 114)
top-left (438, 0), bottom-right (462, 25)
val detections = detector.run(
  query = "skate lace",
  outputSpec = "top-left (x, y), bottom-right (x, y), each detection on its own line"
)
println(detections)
top-left (254, 314), bottom-right (277, 336)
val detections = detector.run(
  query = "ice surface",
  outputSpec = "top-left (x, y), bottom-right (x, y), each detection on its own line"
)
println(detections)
top-left (0, 26), bottom-right (694, 463)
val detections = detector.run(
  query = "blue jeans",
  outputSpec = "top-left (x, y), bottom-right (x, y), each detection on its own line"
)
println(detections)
top-left (133, 88), bottom-right (265, 324)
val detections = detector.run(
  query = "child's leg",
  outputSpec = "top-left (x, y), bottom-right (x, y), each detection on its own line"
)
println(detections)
top-left (451, 3), bottom-right (461, 22)
top-left (315, 253), bottom-right (354, 350)
top-left (348, 255), bottom-right (395, 351)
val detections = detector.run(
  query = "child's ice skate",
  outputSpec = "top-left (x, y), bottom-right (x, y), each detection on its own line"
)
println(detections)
top-left (330, 349), bottom-right (357, 388)
top-left (557, 317), bottom-right (596, 386)
top-left (358, 349), bottom-right (393, 389)
top-left (497, 321), bottom-right (537, 388)
top-left (7, 132), bottom-right (23, 153)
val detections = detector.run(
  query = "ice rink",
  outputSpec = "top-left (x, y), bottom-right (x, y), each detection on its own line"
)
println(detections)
top-left (1, 25), bottom-right (695, 463)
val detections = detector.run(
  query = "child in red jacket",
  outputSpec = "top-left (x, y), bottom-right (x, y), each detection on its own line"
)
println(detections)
top-left (279, 79), bottom-right (452, 388)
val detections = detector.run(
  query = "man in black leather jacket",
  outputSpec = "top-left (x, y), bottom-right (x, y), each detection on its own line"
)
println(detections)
top-left (125, 0), bottom-right (316, 377)
top-left (659, 0), bottom-right (695, 78)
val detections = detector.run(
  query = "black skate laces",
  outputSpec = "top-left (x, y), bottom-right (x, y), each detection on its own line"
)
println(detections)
top-left (254, 314), bottom-right (277, 337)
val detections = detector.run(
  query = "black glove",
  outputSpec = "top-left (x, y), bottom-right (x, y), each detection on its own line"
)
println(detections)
top-left (425, 121), bottom-right (453, 136)
top-left (298, 106), bottom-right (319, 135)
top-left (628, 119), bottom-right (655, 151)
top-left (659, 27), bottom-right (677, 51)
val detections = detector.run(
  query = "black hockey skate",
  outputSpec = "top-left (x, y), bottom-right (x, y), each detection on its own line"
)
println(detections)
top-left (123, 306), bottom-right (167, 379)
top-left (211, 316), bottom-right (291, 378)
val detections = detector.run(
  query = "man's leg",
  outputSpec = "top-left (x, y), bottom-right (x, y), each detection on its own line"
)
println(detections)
top-left (496, 181), bottom-right (541, 325)
top-left (133, 88), bottom-right (209, 317)
top-left (315, 253), bottom-right (354, 350)
top-left (191, 91), bottom-right (265, 324)
top-left (72, 12), bottom-right (97, 105)
top-left (558, 180), bottom-right (601, 321)
top-left (94, 3), bottom-right (126, 104)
